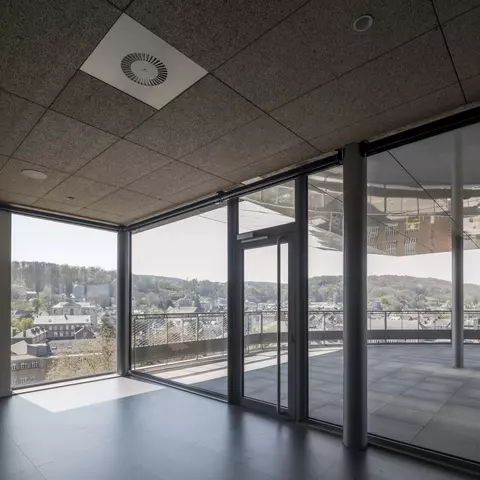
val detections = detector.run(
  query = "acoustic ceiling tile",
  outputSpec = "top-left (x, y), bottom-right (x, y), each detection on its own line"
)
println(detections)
top-left (126, 75), bottom-right (262, 158)
top-left (272, 30), bottom-right (457, 140)
top-left (216, 0), bottom-right (436, 111)
top-left (180, 115), bottom-right (302, 175)
top-left (88, 188), bottom-right (160, 214)
top-left (462, 74), bottom-right (480, 102)
top-left (127, 0), bottom-right (308, 70)
top-left (15, 111), bottom-right (118, 173)
top-left (0, 91), bottom-right (45, 156)
top-left (52, 72), bottom-right (156, 136)
top-left (433, 0), bottom-right (480, 21)
top-left (223, 143), bottom-right (320, 184)
top-left (0, 155), bottom-right (8, 170)
top-left (77, 139), bottom-right (171, 187)
top-left (443, 6), bottom-right (480, 80)
top-left (0, 0), bottom-right (120, 105)
top-left (0, 158), bottom-right (68, 197)
top-left (43, 175), bottom-right (117, 207)
top-left (125, 200), bottom-right (175, 223)
top-left (168, 177), bottom-right (234, 205)
top-left (311, 84), bottom-right (465, 152)
top-left (0, 190), bottom-right (39, 206)
top-left (125, 161), bottom-right (216, 199)
top-left (75, 207), bottom-right (124, 224)
top-left (33, 198), bottom-right (83, 215)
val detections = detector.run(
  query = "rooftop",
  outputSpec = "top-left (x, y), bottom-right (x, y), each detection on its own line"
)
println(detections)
top-left (34, 315), bottom-right (92, 325)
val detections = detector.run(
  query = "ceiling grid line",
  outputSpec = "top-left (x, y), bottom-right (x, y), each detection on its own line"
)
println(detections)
top-left (265, 26), bottom-right (443, 115)
top-left (431, 1), bottom-right (468, 104)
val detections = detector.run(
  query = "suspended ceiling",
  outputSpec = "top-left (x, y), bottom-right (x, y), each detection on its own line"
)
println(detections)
top-left (1, 0), bottom-right (480, 226)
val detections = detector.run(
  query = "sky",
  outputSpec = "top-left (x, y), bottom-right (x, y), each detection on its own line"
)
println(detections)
top-left (11, 210), bottom-right (480, 285)
top-left (12, 215), bottom-right (117, 270)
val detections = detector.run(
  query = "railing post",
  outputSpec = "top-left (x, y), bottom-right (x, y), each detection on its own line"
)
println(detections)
top-left (260, 313), bottom-right (264, 349)
top-left (323, 312), bottom-right (326, 345)
top-left (196, 315), bottom-right (199, 360)
top-left (384, 312), bottom-right (387, 344)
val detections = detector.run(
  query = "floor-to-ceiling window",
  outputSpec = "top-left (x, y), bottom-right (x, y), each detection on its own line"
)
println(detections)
top-left (365, 122), bottom-right (480, 462)
top-left (10, 215), bottom-right (117, 388)
top-left (307, 167), bottom-right (344, 424)
top-left (131, 207), bottom-right (228, 396)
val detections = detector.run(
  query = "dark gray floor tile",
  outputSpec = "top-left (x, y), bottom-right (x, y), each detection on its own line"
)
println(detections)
top-left (415, 382), bottom-right (460, 394)
top-left (389, 394), bottom-right (445, 413)
top-left (0, 437), bottom-right (37, 478)
top-left (402, 387), bottom-right (452, 403)
top-left (412, 424), bottom-right (480, 462)
top-left (18, 428), bottom-right (102, 467)
top-left (373, 404), bottom-right (435, 426)
top-left (311, 404), bottom-right (343, 425)
top-left (368, 414), bottom-right (423, 442)
top-left (368, 381), bottom-right (410, 395)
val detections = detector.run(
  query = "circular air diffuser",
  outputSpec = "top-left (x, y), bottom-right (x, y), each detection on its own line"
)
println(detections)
top-left (121, 53), bottom-right (168, 86)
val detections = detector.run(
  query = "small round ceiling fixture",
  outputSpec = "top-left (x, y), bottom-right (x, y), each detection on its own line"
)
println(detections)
top-left (21, 169), bottom-right (47, 180)
top-left (121, 53), bottom-right (168, 86)
top-left (353, 14), bottom-right (374, 32)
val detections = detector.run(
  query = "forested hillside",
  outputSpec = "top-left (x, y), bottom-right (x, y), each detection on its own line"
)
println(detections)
top-left (11, 262), bottom-right (480, 310)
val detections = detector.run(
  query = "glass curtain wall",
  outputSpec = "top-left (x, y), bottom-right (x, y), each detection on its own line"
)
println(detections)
top-left (365, 123), bottom-right (480, 462)
top-left (307, 167), bottom-right (344, 424)
top-left (131, 207), bottom-right (228, 396)
top-left (239, 181), bottom-right (295, 232)
top-left (10, 215), bottom-right (117, 388)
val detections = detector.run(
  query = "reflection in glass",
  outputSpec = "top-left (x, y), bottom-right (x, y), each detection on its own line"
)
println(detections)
top-left (239, 181), bottom-right (295, 233)
top-left (365, 123), bottom-right (480, 463)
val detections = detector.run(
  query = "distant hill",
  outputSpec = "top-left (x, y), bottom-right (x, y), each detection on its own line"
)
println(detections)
top-left (11, 262), bottom-right (480, 310)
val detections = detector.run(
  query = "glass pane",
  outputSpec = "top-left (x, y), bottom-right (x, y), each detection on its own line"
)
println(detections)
top-left (239, 181), bottom-right (295, 233)
top-left (243, 244), bottom-right (288, 408)
top-left (131, 207), bottom-right (228, 396)
top-left (11, 215), bottom-right (117, 388)
top-left (308, 166), bottom-right (344, 425)
top-left (366, 123), bottom-right (480, 462)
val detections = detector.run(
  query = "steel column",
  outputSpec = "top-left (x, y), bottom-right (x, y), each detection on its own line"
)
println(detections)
top-left (452, 132), bottom-right (464, 368)
top-left (117, 230), bottom-right (132, 376)
top-left (293, 175), bottom-right (309, 421)
top-left (342, 144), bottom-right (368, 449)
top-left (0, 211), bottom-right (11, 397)
top-left (227, 198), bottom-right (242, 404)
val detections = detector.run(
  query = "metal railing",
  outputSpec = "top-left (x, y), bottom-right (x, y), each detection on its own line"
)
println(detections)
top-left (131, 310), bottom-right (480, 368)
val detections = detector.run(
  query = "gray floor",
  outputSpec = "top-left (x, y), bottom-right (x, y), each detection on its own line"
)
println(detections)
top-left (0, 379), bottom-right (475, 480)
top-left (195, 345), bottom-right (480, 463)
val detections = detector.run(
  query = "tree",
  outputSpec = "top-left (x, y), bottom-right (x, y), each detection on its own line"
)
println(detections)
top-left (30, 298), bottom-right (42, 314)
top-left (46, 336), bottom-right (116, 381)
top-left (12, 317), bottom-right (34, 333)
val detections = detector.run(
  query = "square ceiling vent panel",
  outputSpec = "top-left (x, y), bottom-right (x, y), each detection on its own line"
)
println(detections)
top-left (81, 14), bottom-right (207, 110)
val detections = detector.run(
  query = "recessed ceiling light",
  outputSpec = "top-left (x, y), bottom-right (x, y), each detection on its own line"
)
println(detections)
top-left (353, 14), bottom-right (374, 32)
top-left (21, 169), bottom-right (47, 180)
